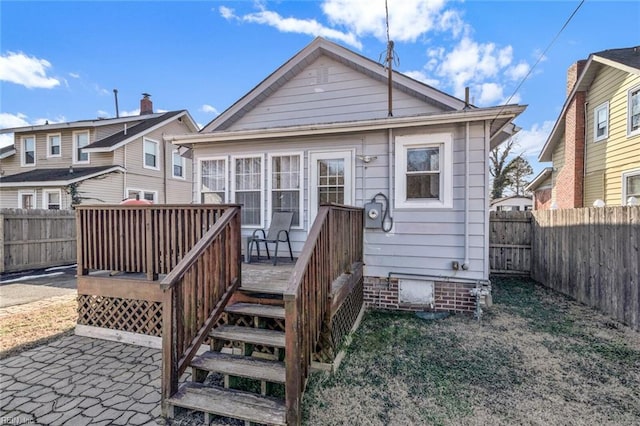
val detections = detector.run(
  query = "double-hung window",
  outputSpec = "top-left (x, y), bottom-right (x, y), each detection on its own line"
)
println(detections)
top-left (629, 85), bottom-right (640, 136)
top-left (594, 102), bottom-right (609, 142)
top-left (126, 189), bottom-right (157, 202)
top-left (200, 157), bottom-right (227, 203)
top-left (21, 136), bottom-right (35, 166)
top-left (144, 138), bottom-right (159, 170)
top-left (73, 131), bottom-right (89, 164)
top-left (269, 153), bottom-right (302, 227)
top-left (233, 156), bottom-right (263, 227)
top-left (172, 151), bottom-right (185, 179)
top-left (18, 191), bottom-right (35, 209)
top-left (47, 133), bottom-right (61, 157)
top-left (395, 133), bottom-right (453, 209)
top-left (622, 170), bottom-right (640, 204)
top-left (43, 189), bottom-right (61, 209)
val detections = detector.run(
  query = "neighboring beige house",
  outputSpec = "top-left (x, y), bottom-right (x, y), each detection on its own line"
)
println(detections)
top-left (0, 96), bottom-right (198, 209)
top-left (528, 46), bottom-right (640, 209)
top-left (489, 195), bottom-right (532, 211)
top-left (168, 37), bottom-right (525, 313)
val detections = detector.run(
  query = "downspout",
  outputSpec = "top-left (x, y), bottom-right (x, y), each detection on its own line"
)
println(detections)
top-left (163, 135), bottom-right (168, 203)
top-left (463, 121), bottom-right (470, 270)
top-left (388, 128), bottom-right (393, 221)
top-left (123, 144), bottom-right (127, 199)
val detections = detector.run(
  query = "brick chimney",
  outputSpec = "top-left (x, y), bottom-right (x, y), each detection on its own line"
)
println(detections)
top-left (140, 93), bottom-right (153, 115)
top-left (556, 60), bottom-right (588, 208)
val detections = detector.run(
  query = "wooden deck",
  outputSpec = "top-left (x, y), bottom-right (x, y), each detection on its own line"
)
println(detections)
top-left (241, 261), bottom-right (295, 294)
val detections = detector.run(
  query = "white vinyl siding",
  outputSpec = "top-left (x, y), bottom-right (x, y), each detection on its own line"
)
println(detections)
top-left (594, 101), bottom-right (609, 142)
top-left (21, 135), bottom-right (36, 167)
top-left (143, 138), bottom-right (160, 170)
top-left (47, 133), bottom-right (61, 157)
top-left (43, 189), bottom-right (62, 209)
top-left (268, 153), bottom-right (303, 228)
top-left (394, 133), bottom-right (453, 209)
top-left (232, 155), bottom-right (263, 227)
top-left (199, 157), bottom-right (228, 203)
top-left (629, 85), bottom-right (640, 136)
top-left (73, 131), bottom-right (90, 164)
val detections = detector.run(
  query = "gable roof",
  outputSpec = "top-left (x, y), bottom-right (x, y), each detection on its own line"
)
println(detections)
top-left (490, 195), bottom-right (532, 206)
top-left (0, 144), bottom-right (16, 159)
top-left (0, 165), bottom-right (124, 188)
top-left (0, 113), bottom-right (163, 134)
top-left (83, 110), bottom-right (197, 152)
top-left (538, 46), bottom-right (640, 162)
top-left (525, 167), bottom-right (553, 192)
top-left (201, 37), bottom-right (467, 133)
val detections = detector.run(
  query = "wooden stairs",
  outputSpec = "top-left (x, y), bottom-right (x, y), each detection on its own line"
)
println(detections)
top-left (166, 290), bottom-right (289, 425)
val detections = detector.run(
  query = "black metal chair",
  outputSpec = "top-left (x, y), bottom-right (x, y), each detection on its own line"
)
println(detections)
top-left (245, 211), bottom-right (294, 265)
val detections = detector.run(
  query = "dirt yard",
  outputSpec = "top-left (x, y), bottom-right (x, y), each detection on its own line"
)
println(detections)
top-left (302, 277), bottom-right (640, 425)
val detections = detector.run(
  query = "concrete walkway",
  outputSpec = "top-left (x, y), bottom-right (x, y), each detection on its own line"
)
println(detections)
top-left (0, 335), bottom-right (164, 425)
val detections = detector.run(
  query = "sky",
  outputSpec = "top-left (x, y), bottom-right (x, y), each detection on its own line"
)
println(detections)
top-left (1, 0), bottom-right (639, 176)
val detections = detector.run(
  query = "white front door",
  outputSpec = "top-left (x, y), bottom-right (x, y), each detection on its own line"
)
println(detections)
top-left (309, 150), bottom-right (354, 225)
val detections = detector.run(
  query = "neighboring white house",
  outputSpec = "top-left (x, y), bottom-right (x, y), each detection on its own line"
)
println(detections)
top-left (490, 195), bottom-right (533, 211)
top-left (168, 37), bottom-right (525, 313)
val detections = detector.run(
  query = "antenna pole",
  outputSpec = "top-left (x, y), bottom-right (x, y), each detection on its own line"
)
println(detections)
top-left (387, 40), bottom-right (394, 117)
top-left (113, 89), bottom-right (120, 118)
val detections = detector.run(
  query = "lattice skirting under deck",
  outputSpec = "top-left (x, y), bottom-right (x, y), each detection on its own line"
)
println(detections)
top-left (77, 295), bottom-right (163, 337)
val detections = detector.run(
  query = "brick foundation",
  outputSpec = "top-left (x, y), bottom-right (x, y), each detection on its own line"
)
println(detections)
top-left (363, 276), bottom-right (477, 313)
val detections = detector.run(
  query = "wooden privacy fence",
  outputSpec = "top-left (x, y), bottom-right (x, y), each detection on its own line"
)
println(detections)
top-left (284, 204), bottom-right (363, 424)
top-left (489, 211), bottom-right (532, 275)
top-left (0, 208), bottom-right (76, 273)
top-left (531, 206), bottom-right (639, 331)
top-left (161, 207), bottom-right (242, 412)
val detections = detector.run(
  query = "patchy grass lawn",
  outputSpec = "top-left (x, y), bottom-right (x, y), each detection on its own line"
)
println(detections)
top-left (302, 277), bottom-right (640, 425)
top-left (0, 296), bottom-right (77, 359)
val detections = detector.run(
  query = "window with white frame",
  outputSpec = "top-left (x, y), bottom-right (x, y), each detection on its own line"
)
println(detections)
top-left (172, 151), bottom-right (185, 179)
top-left (73, 131), bottom-right (90, 164)
top-left (594, 102), bottom-right (609, 142)
top-left (233, 156), bottom-right (262, 226)
top-left (47, 133), bottom-right (61, 157)
top-left (395, 133), bottom-right (453, 209)
top-left (21, 136), bottom-right (36, 166)
top-left (18, 191), bottom-right (35, 209)
top-left (126, 189), bottom-right (157, 202)
top-left (43, 189), bottom-right (61, 209)
top-left (629, 85), bottom-right (640, 136)
top-left (269, 153), bottom-right (302, 227)
top-left (622, 170), bottom-right (640, 204)
top-left (143, 138), bottom-right (159, 169)
top-left (200, 158), bottom-right (227, 203)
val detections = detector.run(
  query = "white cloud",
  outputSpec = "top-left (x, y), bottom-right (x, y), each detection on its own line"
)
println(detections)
top-left (506, 62), bottom-right (530, 81)
top-left (220, 5), bottom-right (361, 49)
top-left (478, 83), bottom-right (504, 105)
top-left (0, 113), bottom-right (65, 147)
top-left (97, 110), bottom-right (110, 118)
top-left (402, 70), bottom-right (440, 88)
top-left (513, 120), bottom-right (555, 156)
top-left (120, 109), bottom-right (141, 117)
top-left (0, 112), bottom-right (30, 129)
top-left (0, 52), bottom-right (60, 89)
top-left (69, 72), bottom-right (80, 79)
top-left (201, 104), bottom-right (219, 114)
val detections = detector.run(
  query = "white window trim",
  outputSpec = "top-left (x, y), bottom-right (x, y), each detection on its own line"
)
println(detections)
top-left (143, 137), bottom-right (160, 170)
top-left (231, 154), bottom-right (265, 229)
top-left (628, 84), bottom-right (640, 137)
top-left (172, 150), bottom-right (186, 179)
top-left (267, 151), bottom-right (304, 230)
top-left (622, 168), bottom-right (640, 205)
top-left (593, 101), bottom-right (609, 142)
top-left (47, 133), bottom-right (62, 158)
top-left (198, 156), bottom-right (228, 203)
top-left (126, 188), bottom-right (158, 203)
top-left (394, 133), bottom-right (453, 209)
top-left (20, 135), bottom-right (36, 167)
top-left (18, 190), bottom-right (36, 209)
top-left (43, 189), bottom-right (62, 209)
top-left (72, 130), bottom-right (90, 165)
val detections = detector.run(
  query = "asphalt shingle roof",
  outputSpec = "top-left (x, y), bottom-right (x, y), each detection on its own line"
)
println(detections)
top-left (594, 46), bottom-right (640, 70)
top-left (0, 166), bottom-right (120, 184)
top-left (85, 110), bottom-right (184, 149)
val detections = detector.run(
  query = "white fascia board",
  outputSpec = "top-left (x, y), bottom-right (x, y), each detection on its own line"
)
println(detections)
top-left (592, 55), bottom-right (640, 75)
top-left (0, 148), bottom-right (16, 159)
top-left (170, 105), bottom-right (526, 145)
top-left (0, 166), bottom-right (124, 188)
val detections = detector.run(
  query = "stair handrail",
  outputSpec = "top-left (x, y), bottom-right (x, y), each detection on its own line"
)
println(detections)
top-left (283, 203), bottom-right (364, 425)
top-left (160, 206), bottom-right (242, 415)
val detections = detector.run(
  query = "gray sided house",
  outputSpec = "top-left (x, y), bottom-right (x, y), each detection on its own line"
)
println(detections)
top-left (0, 97), bottom-right (198, 209)
top-left (168, 37), bottom-right (526, 313)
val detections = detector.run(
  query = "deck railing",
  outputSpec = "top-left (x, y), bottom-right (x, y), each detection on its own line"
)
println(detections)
top-left (160, 206), bottom-right (242, 412)
top-left (76, 205), bottom-right (234, 280)
top-left (283, 204), bottom-right (363, 425)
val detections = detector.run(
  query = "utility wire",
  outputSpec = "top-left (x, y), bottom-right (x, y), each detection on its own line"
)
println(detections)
top-left (492, 0), bottom-right (585, 122)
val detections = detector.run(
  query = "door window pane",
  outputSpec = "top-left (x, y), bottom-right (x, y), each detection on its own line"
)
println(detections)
top-left (317, 159), bottom-right (345, 205)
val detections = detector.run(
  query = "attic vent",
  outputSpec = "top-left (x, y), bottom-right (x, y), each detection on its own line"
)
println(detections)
top-left (316, 66), bottom-right (329, 84)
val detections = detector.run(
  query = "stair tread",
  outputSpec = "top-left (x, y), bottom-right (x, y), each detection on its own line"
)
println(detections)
top-left (226, 303), bottom-right (285, 319)
top-left (167, 382), bottom-right (286, 425)
top-left (211, 325), bottom-right (286, 348)
top-left (191, 351), bottom-right (285, 383)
